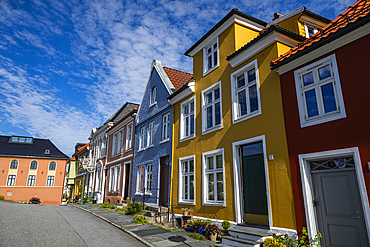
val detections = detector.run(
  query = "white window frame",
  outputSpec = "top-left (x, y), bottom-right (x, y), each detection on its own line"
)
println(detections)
top-left (47, 176), bottom-right (54, 187)
top-left (202, 149), bottom-right (226, 206)
top-left (118, 130), bottom-right (123, 154)
top-left (136, 165), bottom-right (145, 193)
top-left (96, 168), bottom-right (101, 191)
top-left (7, 175), bottom-right (16, 186)
top-left (139, 126), bottom-right (146, 150)
top-left (180, 96), bottom-right (196, 142)
top-left (178, 155), bottom-right (195, 205)
top-left (30, 161), bottom-right (38, 170)
top-left (109, 167), bottom-right (115, 191)
top-left (304, 23), bottom-right (318, 38)
top-left (115, 165), bottom-right (121, 192)
top-left (203, 37), bottom-right (219, 76)
top-left (49, 162), bottom-right (56, 170)
top-left (230, 59), bottom-right (262, 124)
top-left (161, 113), bottom-right (170, 142)
top-left (147, 121), bottom-right (154, 147)
top-left (146, 164), bottom-right (152, 193)
top-left (150, 86), bottom-right (157, 106)
top-left (125, 122), bottom-right (133, 150)
top-left (202, 81), bottom-right (223, 134)
top-left (112, 133), bottom-right (118, 156)
top-left (10, 160), bottom-right (18, 169)
top-left (27, 175), bottom-right (36, 186)
top-left (294, 54), bottom-right (346, 128)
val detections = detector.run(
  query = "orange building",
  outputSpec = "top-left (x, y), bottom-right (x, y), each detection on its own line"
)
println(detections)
top-left (0, 135), bottom-right (68, 205)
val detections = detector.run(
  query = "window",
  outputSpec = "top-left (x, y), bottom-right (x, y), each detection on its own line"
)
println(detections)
top-left (49, 162), bottom-right (56, 170)
top-left (180, 96), bottom-right (195, 141)
top-left (202, 82), bottom-right (222, 133)
top-left (109, 167), bottom-right (115, 191)
top-left (126, 123), bottom-right (133, 150)
top-left (139, 126), bottom-right (146, 150)
top-left (30, 161), bottom-right (37, 170)
top-left (203, 150), bottom-right (225, 206)
top-left (162, 113), bottom-right (170, 141)
top-left (115, 166), bottom-right (120, 192)
top-left (7, 175), bottom-right (16, 186)
top-left (179, 156), bottom-right (195, 204)
top-left (96, 168), bottom-right (101, 191)
top-left (10, 136), bottom-right (33, 143)
top-left (203, 39), bottom-right (218, 75)
top-left (112, 133), bottom-right (118, 156)
top-left (146, 164), bottom-right (152, 192)
top-left (151, 86), bottom-right (157, 105)
top-left (231, 59), bottom-right (261, 123)
top-left (10, 160), bottom-right (18, 169)
top-left (304, 23), bottom-right (318, 38)
top-left (137, 165), bottom-right (144, 192)
top-left (147, 122), bottom-right (154, 147)
top-left (118, 130), bottom-right (123, 154)
top-left (294, 54), bottom-right (346, 127)
top-left (47, 176), bottom-right (54, 186)
top-left (27, 175), bottom-right (36, 186)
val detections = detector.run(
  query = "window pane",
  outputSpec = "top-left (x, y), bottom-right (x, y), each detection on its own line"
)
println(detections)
top-left (208, 56), bottom-right (212, 70)
top-left (303, 72), bottom-right (314, 86)
top-left (319, 65), bottom-right (331, 80)
top-left (184, 104), bottom-right (189, 115)
top-left (190, 114), bottom-right (195, 135)
top-left (238, 90), bottom-right (247, 116)
top-left (189, 160), bottom-right (194, 172)
top-left (249, 84), bottom-right (258, 112)
top-left (248, 68), bottom-right (256, 83)
top-left (215, 102), bottom-right (221, 126)
top-left (185, 117), bottom-right (189, 136)
top-left (217, 172), bottom-right (224, 201)
top-left (207, 105), bottom-right (213, 129)
top-left (305, 89), bottom-right (319, 117)
top-left (190, 102), bottom-right (194, 113)
top-left (183, 175), bottom-right (188, 200)
top-left (216, 155), bottom-right (222, 169)
top-left (206, 92), bottom-right (212, 104)
top-left (184, 161), bottom-right (188, 173)
top-left (213, 49), bottom-right (217, 67)
top-left (308, 26), bottom-right (315, 37)
top-left (214, 88), bottom-right (220, 100)
top-left (190, 175), bottom-right (194, 200)
top-left (237, 74), bottom-right (245, 88)
top-left (207, 156), bottom-right (214, 170)
top-left (208, 174), bottom-right (214, 200)
top-left (321, 83), bottom-right (337, 113)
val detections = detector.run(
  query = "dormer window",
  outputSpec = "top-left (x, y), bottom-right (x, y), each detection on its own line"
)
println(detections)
top-left (10, 136), bottom-right (33, 144)
top-left (203, 38), bottom-right (219, 75)
top-left (304, 23), bottom-right (318, 38)
top-left (150, 86), bottom-right (157, 106)
top-left (45, 149), bottom-right (50, 154)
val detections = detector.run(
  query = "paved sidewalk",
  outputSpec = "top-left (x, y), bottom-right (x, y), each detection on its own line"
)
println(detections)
top-left (75, 204), bottom-right (224, 247)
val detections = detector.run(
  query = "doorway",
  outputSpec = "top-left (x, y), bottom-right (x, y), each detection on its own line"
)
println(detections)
top-left (159, 156), bottom-right (170, 206)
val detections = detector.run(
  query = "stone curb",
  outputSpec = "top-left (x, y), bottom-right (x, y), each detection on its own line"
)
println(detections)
top-left (72, 205), bottom-right (155, 247)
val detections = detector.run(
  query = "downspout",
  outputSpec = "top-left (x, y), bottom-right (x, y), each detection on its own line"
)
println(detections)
top-left (169, 106), bottom-right (175, 222)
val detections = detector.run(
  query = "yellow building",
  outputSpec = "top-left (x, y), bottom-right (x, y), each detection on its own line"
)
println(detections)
top-left (169, 7), bottom-right (329, 245)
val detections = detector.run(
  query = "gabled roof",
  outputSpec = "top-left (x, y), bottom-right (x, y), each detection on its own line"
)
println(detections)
top-left (0, 135), bottom-right (68, 159)
top-left (163, 67), bottom-right (193, 91)
top-left (72, 142), bottom-right (90, 157)
top-left (107, 107), bottom-right (138, 132)
top-left (271, 0), bottom-right (370, 69)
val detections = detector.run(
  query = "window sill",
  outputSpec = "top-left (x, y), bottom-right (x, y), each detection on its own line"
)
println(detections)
top-left (180, 135), bottom-right (195, 143)
top-left (159, 139), bottom-right (170, 144)
top-left (202, 124), bottom-right (223, 135)
top-left (135, 192), bottom-right (152, 196)
top-left (146, 145), bottom-right (154, 149)
top-left (203, 64), bottom-right (219, 77)
top-left (233, 110), bottom-right (261, 125)
top-left (178, 200), bottom-right (195, 205)
top-left (124, 148), bottom-right (132, 152)
top-left (138, 148), bottom-right (145, 153)
top-left (203, 201), bottom-right (226, 207)
top-left (149, 102), bottom-right (157, 108)
top-left (300, 112), bottom-right (346, 128)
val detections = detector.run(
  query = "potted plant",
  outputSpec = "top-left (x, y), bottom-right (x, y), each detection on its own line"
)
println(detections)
top-left (221, 220), bottom-right (231, 236)
top-left (188, 209), bottom-right (194, 215)
top-left (205, 224), bottom-right (220, 241)
top-left (181, 207), bottom-right (189, 216)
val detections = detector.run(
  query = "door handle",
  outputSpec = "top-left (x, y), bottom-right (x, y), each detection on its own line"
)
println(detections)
top-left (353, 211), bottom-right (361, 219)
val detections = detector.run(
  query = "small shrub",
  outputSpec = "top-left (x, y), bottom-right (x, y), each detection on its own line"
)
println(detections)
top-left (188, 232), bottom-right (207, 240)
top-left (205, 224), bottom-right (220, 235)
top-left (0, 195), bottom-right (5, 200)
top-left (126, 201), bottom-right (145, 215)
top-left (133, 214), bottom-right (149, 224)
top-left (100, 203), bottom-right (115, 209)
top-left (222, 220), bottom-right (231, 231)
top-left (263, 227), bottom-right (322, 247)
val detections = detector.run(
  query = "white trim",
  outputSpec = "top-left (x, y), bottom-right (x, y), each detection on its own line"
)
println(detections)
top-left (275, 22), bottom-right (370, 75)
top-left (168, 81), bottom-right (195, 105)
top-left (159, 139), bottom-right (170, 144)
top-left (125, 121), bottom-right (133, 151)
top-left (105, 154), bottom-right (133, 165)
top-left (202, 148), bottom-right (226, 207)
top-left (187, 14), bottom-right (264, 57)
top-left (266, 7), bottom-right (305, 28)
top-left (232, 135), bottom-right (272, 226)
top-left (178, 155), bottom-right (196, 205)
top-left (229, 32), bottom-right (300, 68)
top-left (152, 59), bottom-right (176, 94)
top-left (180, 96), bottom-right (196, 141)
top-left (304, 23), bottom-right (318, 38)
top-left (298, 147), bottom-right (370, 243)
top-left (203, 37), bottom-right (219, 76)
top-left (201, 81), bottom-right (223, 135)
top-left (294, 54), bottom-right (346, 127)
top-left (230, 59), bottom-right (262, 124)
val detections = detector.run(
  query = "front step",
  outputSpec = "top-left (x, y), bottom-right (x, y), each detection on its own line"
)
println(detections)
top-left (228, 228), bottom-right (272, 242)
top-left (222, 236), bottom-right (262, 247)
top-left (145, 205), bottom-right (169, 213)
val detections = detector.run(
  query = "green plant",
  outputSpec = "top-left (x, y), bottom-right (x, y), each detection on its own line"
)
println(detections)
top-left (133, 214), bottom-right (149, 224)
top-left (222, 220), bottom-right (231, 231)
top-left (188, 232), bottom-right (207, 240)
top-left (0, 195), bottom-right (4, 200)
top-left (263, 227), bottom-right (321, 247)
top-left (126, 201), bottom-right (146, 215)
top-left (10, 200), bottom-right (14, 202)
top-left (99, 203), bottom-right (115, 209)
top-left (205, 224), bottom-right (220, 235)
top-left (181, 207), bottom-right (189, 212)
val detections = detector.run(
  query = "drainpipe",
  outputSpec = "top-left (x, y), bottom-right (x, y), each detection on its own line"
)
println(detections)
top-left (169, 109), bottom-right (175, 226)
top-left (81, 169), bottom-right (85, 205)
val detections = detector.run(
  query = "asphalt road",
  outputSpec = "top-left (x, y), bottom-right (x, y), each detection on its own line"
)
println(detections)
top-left (0, 201), bottom-right (146, 247)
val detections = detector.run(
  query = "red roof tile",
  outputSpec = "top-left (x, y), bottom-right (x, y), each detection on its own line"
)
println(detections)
top-left (163, 67), bottom-right (193, 90)
top-left (271, 0), bottom-right (370, 67)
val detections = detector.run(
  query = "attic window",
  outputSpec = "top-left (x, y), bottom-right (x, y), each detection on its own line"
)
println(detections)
top-left (10, 136), bottom-right (33, 144)
top-left (45, 149), bottom-right (50, 154)
top-left (304, 23), bottom-right (318, 38)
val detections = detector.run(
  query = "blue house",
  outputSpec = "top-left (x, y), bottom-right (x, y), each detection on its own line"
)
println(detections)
top-left (131, 60), bottom-right (192, 206)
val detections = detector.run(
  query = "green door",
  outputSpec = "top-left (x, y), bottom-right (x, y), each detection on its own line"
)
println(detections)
top-left (241, 142), bottom-right (268, 225)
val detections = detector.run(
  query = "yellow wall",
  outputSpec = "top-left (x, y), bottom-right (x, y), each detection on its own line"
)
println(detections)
top-left (171, 20), bottom-right (297, 229)
top-left (278, 14), bottom-right (307, 37)
top-left (235, 23), bottom-right (260, 51)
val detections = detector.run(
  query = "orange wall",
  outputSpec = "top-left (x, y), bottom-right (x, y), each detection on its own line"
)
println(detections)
top-left (0, 156), bottom-right (67, 205)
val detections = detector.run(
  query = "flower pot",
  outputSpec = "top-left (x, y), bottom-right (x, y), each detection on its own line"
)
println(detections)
top-left (183, 211), bottom-right (188, 216)
top-left (209, 233), bottom-right (217, 241)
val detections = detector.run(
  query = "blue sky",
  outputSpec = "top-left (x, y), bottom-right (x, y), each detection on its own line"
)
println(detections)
top-left (0, 0), bottom-right (353, 156)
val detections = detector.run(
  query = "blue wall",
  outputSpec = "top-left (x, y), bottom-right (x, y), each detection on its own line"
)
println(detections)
top-left (131, 68), bottom-right (173, 205)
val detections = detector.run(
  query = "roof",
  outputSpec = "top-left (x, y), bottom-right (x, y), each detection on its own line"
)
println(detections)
top-left (163, 67), bottom-right (193, 90)
top-left (72, 142), bottom-right (90, 157)
top-left (107, 107), bottom-right (138, 132)
top-left (185, 8), bottom-right (267, 57)
top-left (227, 24), bottom-right (306, 61)
top-left (167, 77), bottom-right (194, 100)
top-left (271, 0), bottom-right (370, 69)
top-left (0, 135), bottom-right (69, 159)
